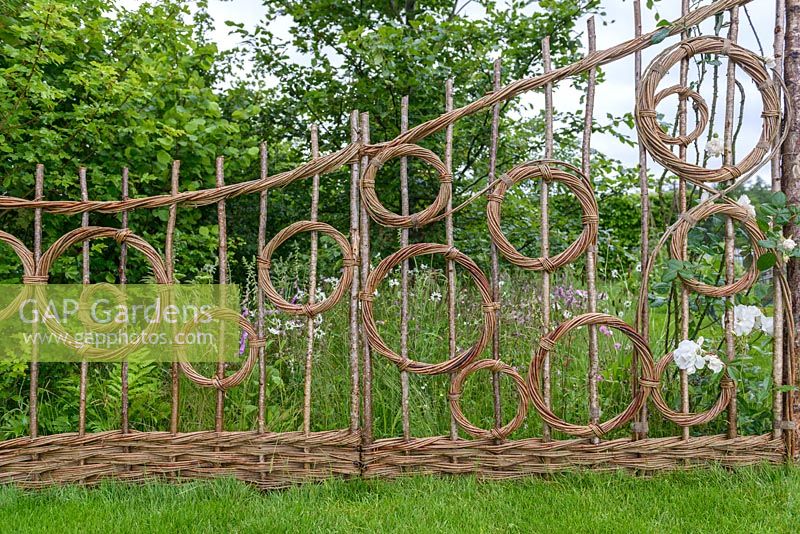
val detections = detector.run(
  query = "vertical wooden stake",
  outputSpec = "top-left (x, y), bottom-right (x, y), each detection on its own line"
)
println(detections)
top-left (359, 113), bottom-right (373, 445)
top-left (677, 0), bottom-right (692, 442)
top-left (257, 143), bottom-right (269, 434)
top-left (30, 164), bottom-right (44, 440)
top-left (582, 17), bottom-right (600, 445)
top-left (79, 167), bottom-right (89, 439)
top-left (445, 78), bottom-right (462, 442)
top-left (542, 38), bottom-right (553, 442)
top-left (120, 167), bottom-right (129, 434)
top-left (257, 142), bottom-right (268, 481)
top-left (488, 60), bottom-right (503, 433)
top-left (633, 0), bottom-right (650, 441)
top-left (785, 0), bottom-right (800, 460)
top-left (400, 97), bottom-right (411, 440)
top-left (348, 111), bottom-right (361, 433)
top-left (304, 124), bottom-right (320, 436)
top-left (166, 160), bottom-right (180, 434)
top-left (723, 7), bottom-right (740, 440)
top-left (215, 156), bottom-right (228, 433)
top-left (771, 0), bottom-right (788, 446)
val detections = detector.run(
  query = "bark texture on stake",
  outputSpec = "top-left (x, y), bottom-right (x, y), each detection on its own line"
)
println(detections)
top-left (119, 168), bottom-right (129, 433)
top-left (678, 0), bottom-right (691, 442)
top-left (215, 156), bottom-right (227, 433)
top-left (487, 61), bottom-right (503, 431)
top-left (583, 17), bottom-right (600, 444)
top-left (166, 160), bottom-right (180, 434)
top-left (257, 142), bottom-right (268, 434)
top-left (784, 0), bottom-right (800, 458)
top-left (771, 0), bottom-right (786, 441)
top-left (304, 124), bottom-right (320, 436)
top-left (723, 7), bottom-right (740, 439)
top-left (30, 164), bottom-right (43, 439)
top-left (359, 113), bottom-right (373, 445)
top-left (79, 167), bottom-right (89, 438)
top-left (348, 111), bottom-right (361, 432)
top-left (399, 97), bottom-right (411, 440)
top-left (633, 0), bottom-right (649, 441)
top-left (445, 78), bottom-right (461, 442)
top-left (541, 37), bottom-right (553, 442)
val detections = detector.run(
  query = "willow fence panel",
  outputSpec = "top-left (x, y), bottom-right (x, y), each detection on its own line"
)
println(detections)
top-left (0, 0), bottom-right (797, 489)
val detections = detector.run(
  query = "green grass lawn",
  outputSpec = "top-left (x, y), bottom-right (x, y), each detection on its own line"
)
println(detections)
top-left (1, 466), bottom-right (798, 533)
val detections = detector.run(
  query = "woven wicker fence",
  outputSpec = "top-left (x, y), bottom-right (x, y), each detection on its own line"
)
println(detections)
top-left (0, 0), bottom-right (798, 489)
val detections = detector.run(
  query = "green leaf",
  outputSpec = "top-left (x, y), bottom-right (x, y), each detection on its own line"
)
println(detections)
top-left (651, 27), bottom-right (670, 45)
top-left (156, 150), bottom-right (171, 166)
top-left (770, 191), bottom-right (786, 207)
top-left (756, 252), bottom-right (777, 271)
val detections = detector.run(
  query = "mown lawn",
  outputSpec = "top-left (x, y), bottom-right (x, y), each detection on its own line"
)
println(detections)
top-left (1, 466), bottom-right (798, 533)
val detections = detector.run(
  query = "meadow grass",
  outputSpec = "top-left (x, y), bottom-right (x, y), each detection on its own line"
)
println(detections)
top-left (0, 466), bottom-right (797, 533)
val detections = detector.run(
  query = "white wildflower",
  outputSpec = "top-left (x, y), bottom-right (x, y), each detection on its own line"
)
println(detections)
top-left (779, 237), bottom-right (797, 253)
top-left (705, 135), bottom-right (724, 158)
top-left (611, 269), bottom-right (619, 279)
top-left (705, 354), bottom-right (725, 374)
top-left (563, 310), bottom-right (572, 319)
top-left (388, 278), bottom-right (400, 288)
top-left (268, 327), bottom-right (282, 336)
top-left (635, 263), bottom-right (642, 273)
top-left (736, 194), bottom-right (757, 219)
top-left (764, 55), bottom-right (777, 69)
top-left (673, 338), bottom-right (707, 375)
top-left (624, 300), bottom-right (632, 309)
top-left (430, 291), bottom-right (442, 303)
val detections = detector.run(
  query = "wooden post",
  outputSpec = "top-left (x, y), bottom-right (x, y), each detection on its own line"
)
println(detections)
top-left (783, 0), bottom-right (800, 459)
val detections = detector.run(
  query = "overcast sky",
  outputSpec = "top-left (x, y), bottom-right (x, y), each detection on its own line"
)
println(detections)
top-left (118, 0), bottom-right (779, 181)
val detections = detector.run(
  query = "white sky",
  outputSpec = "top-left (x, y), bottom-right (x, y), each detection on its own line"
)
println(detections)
top-left (117, 0), bottom-right (779, 179)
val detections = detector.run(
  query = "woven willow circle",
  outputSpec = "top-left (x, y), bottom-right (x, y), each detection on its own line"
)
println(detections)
top-left (649, 351), bottom-right (734, 426)
top-left (449, 359), bottom-right (529, 440)
top-left (178, 307), bottom-right (262, 390)
top-left (77, 283), bottom-right (127, 333)
top-left (38, 226), bottom-right (169, 283)
top-left (653, 85), bottom-right (709, 146)
top-left (258, 221), bottom-right (355, 317)
top-left (486, 161), bottom-right (598, 272)
top-left (35, 226), bottom-right (170, 361)
top-left (0, 230), bottom-right (37, 321)
top-left (527, 313), bottom-right (657, 439)
top-left (669, 202), bottom-right (765, 298)
top-left (360, 144), bottom-right (451, 228)
top-left (361, 243), bottom-right (496, 375)
top-left (636, 37), bottom-right (779, 182)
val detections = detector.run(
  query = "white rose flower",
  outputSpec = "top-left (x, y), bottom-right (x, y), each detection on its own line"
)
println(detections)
top-left (735, 194), bottom-right (757, 219)
top-left (673, 338), bottom-right (707, 374)
top-left (705, 354), bottom-right (725, 374)
top-left (705, 136), bottom-right (724, 158)
top-left (759, 315), bottom-right (774, 337)
top-left (729, 304), bottom-right (763, 336)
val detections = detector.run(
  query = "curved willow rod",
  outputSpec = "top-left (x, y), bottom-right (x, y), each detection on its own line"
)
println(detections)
top-left (0, 0), bottom-right (753, 215)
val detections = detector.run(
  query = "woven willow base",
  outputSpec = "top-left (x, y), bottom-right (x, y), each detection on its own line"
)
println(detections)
top-left (0, 431), bottom-right (785, 488)
top-left (0, 430), bottom-right (361, 489)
